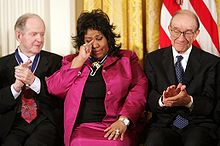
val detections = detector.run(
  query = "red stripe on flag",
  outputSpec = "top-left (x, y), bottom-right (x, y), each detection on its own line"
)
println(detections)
top-left (163, 0), bottom-right (181, 16)
top-left (160, 0), bottom-right (181, 48)
top-left (160, 26), bottom-right (171, 48)
top-left (190, 0), bottom-right (220, 51)
top-left (192, 40), bottom-right (201, 49)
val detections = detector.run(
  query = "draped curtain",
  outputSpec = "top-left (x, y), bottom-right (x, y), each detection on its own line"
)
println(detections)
top-left (83, 0), bottom-right (145, 64)
top-left (83, 0), bottom-right (220, 64)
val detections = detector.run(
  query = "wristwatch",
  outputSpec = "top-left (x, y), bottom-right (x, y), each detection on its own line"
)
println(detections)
top-left (119, 117), bottom-right (130, 126)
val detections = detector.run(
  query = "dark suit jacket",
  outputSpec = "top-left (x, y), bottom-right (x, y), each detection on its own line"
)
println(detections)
top-left (0, 50), bottom-right (63, 140)
top-left (144, 46), bottom-right (220, 130)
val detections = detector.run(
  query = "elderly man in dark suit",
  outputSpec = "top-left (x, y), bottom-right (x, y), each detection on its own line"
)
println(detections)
top-left (0, 13), bottom-right (63, 146)
top-left (144, 10), bottom-right (220, 146)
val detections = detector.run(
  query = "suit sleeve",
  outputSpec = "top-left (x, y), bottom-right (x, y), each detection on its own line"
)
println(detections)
top-left (0, 60), bottom-right (17, 113)
top-left (46, 56), bottom-right (83, 99)
top-left (0, 87), bottom-right (17, 113)
top-left (189, 59), bottom-right (219, 116)
top-left (214, 60), bottom-right (220, 124)
top-left (39, 54), bottom-right (63, 97)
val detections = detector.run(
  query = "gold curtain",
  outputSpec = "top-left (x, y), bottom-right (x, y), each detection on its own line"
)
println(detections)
top-left (83, 0), bottom-right (144, 63)
top-left (83, 0), bottom-right (220, 63)
top-left (145, 1), bottom-right (162, 53)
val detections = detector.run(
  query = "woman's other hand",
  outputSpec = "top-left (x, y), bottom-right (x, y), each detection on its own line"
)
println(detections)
top-left (104, 117), bottom-right (128, 141)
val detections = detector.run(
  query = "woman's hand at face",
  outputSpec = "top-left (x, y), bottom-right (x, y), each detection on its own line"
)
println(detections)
top-left (104, 119), bottom-right (128, 141)
top-left (78, 40), bottom-right (94, 61)
top-left (71, 40), bottom-right (94, 68)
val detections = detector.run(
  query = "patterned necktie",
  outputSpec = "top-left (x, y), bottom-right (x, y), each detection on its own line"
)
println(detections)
top-left (173, 115), bottom-right (189, 129)
top-left (21, 88), bottom-right (37, 123)
top-left (175, 55), bottom-right (184, 83)
top-left (173, 56), bottom-right (189, 129)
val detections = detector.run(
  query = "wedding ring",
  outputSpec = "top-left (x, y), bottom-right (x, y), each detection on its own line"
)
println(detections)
top-left (115, 129), bottom-right (120, 135)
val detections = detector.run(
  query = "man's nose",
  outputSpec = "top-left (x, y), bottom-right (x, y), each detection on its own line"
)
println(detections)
top-left (178, 32), bottom-right (187, 40)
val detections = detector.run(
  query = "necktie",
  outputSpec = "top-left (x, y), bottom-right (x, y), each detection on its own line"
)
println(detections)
top-left (173, 56), bottom-right (189, 129)
top-left (173, 115), bottom-right (189, 129)
top-left (175, 55), bottom-right (184, 83)
top-left (21, 88), bottom-right (37, 123)
top-left (15, 49), bottom-right (39, 123)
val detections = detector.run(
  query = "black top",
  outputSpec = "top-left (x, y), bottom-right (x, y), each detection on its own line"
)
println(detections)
top-left (76, 67), bottom-right (106, 124)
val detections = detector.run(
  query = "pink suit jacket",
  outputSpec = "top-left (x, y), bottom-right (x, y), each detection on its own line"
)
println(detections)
top-left (46, 50), bottom-right (148, 146)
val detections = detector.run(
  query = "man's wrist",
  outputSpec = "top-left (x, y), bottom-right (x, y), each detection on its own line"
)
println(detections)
top-left (12, 83), bottom-right (22, 92)
top-left (186, 95), bottom-right (193, 109)
top-left (29, 76), bottom-right (41, 94)
top-left (159, 95), bottom-right (165, 107)
top-left (11, 84), bottom-right (22, 99)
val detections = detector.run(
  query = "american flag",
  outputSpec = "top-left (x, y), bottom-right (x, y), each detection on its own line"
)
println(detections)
top-left (160, 0), bottom-right (220, 56)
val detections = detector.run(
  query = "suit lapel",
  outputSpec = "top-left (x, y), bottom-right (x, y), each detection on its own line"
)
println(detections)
top-left (183, 47), bottom-right (201, 86)
top-left (7, 53), bottom-right (19, 68)
top-left (34, 52), bottom-right (48, 77)
top-left (162, 47), bottom-right (177, 84)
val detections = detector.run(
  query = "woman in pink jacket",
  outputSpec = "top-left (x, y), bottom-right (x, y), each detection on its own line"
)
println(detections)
top-left (46, 9), bottom-right (147, 146)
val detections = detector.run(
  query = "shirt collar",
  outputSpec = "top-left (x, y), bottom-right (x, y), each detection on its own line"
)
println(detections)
top-left (172, 46), bottom-right (192, 71)
top-left (172, 46), bottom-right (192, 63)
top-left (17, 47), bottom-right (36, 63)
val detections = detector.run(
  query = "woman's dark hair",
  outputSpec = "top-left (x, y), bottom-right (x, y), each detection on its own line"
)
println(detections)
top-left (72, 9), bottom-right (121, 56)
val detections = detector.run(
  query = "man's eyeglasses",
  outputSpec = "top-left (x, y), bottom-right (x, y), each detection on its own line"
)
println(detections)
top-left (170, 28), bottom-right (196, 39)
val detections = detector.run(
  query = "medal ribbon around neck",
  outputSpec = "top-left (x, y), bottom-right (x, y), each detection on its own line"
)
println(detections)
top-left (89, 55), bottom-right (108, 76)
top-left (15, 48), bottom-right (40, 73)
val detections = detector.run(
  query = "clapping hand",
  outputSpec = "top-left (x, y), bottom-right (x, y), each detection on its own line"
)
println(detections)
top-left (14, 60), bottom-right (35, 87)
top-left (163, 83), bottom-right (191, 107)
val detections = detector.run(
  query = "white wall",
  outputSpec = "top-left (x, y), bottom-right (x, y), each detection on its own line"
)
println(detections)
top-left (49, 0), bottom-right (75, 55)
top-left (0, 0), bottom-right (78, 57)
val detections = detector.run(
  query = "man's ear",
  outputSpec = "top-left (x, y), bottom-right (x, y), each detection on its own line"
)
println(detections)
top-left (193, 29), bottom-right (200, 41)
top-left (15, 31), bottom-right (22, 43)
top-left (168, 25), bottom-right (172, 33)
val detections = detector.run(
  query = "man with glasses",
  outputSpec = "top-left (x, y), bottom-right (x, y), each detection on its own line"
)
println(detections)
top-left (144, 10), bottom-right (220, 146)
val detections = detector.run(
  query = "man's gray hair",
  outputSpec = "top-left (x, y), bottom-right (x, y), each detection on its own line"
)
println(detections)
top-left (14, 13), bottom-right (45, 32)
